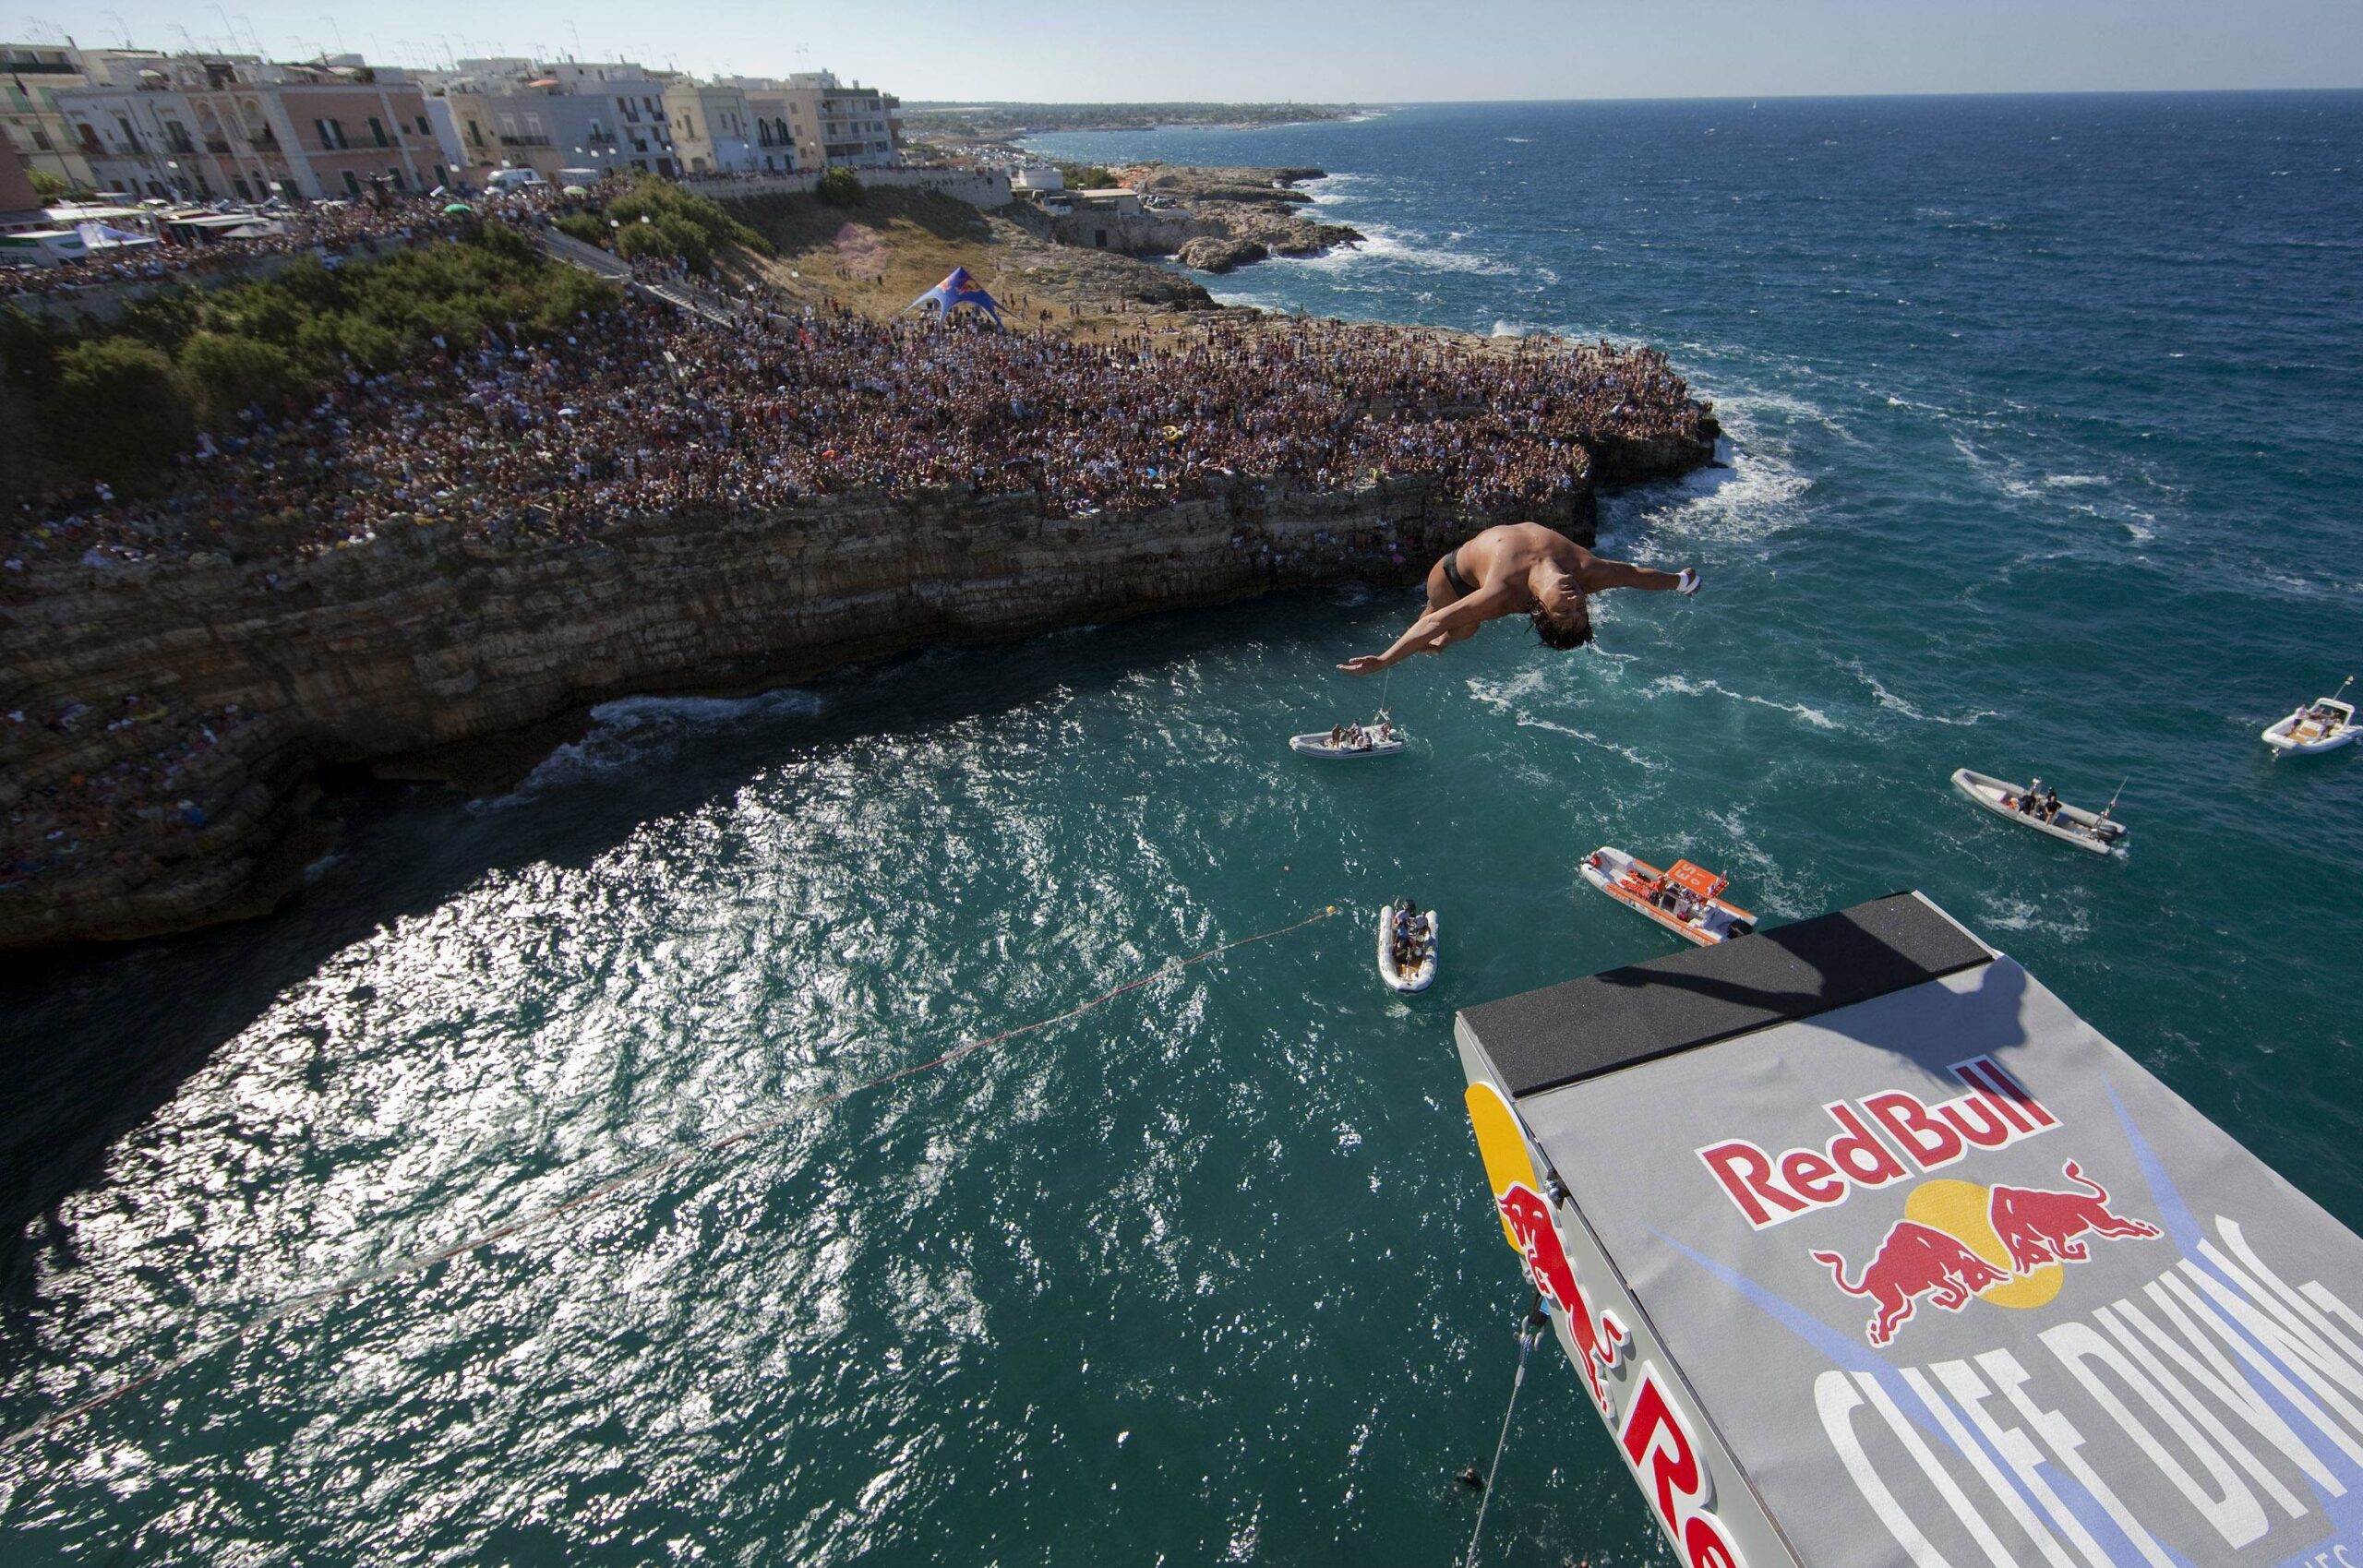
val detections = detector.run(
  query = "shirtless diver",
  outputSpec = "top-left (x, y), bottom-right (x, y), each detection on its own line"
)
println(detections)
top-left (1337, 522), bottom-right (1700, 674)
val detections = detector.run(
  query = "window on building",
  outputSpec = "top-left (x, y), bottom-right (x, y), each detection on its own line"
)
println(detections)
top-left (367, 115), bottom-right (387, 147)
top-left (467, 119), bottom-right (483, 146)
top-left (415, 114), bottom-right (429, 137)
top-left (342, 169), bottom-right (360, 195)
top-left (233, 175), bottom-right (252, 199)
top-left (387, 167), bottom-right (403, 189)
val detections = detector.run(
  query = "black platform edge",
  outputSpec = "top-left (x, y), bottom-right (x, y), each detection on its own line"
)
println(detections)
top-left (1458, 892), bottom-right (1995, 1100)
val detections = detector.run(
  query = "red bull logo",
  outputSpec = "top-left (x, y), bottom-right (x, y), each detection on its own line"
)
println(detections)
top-left (1809, 1157), bottom-right (2162, 1346)
top-left (1498, 1179), bottom-right (1630, 1414)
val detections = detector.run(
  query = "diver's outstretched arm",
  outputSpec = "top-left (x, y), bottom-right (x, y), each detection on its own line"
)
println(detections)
top-left (1337, 583), bottom-right (1517, 673)
top-left (1587, 556), bottom-right (1699, 595)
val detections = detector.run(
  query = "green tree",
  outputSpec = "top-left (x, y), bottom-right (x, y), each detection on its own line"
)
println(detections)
top-left (180, 331), bottom-right (297, 422)
top-left (553, 212), bottom-right (608, 247)
top-left (815, 167), bottom-right (864, 208)
top-left (52, 338), bottom-right (191, 476)
top-left (27, 167), bottom-right (69, 198)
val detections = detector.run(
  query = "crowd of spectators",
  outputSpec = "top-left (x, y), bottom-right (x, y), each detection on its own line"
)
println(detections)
top-left (2, 698), bottom-right (262, 888)
top-left (5, 287), bottom-right (1708, 570)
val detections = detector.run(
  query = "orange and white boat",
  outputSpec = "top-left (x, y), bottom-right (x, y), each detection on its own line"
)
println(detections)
top-left (1580, 847), bottom-right (1757, 946)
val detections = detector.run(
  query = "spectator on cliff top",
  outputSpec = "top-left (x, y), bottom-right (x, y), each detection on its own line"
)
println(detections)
top-left (5, 293), bottom-right (1709, 576)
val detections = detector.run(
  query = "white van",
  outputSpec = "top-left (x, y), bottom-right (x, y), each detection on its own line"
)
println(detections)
top-left (486, 168), bottom-right (545, 193)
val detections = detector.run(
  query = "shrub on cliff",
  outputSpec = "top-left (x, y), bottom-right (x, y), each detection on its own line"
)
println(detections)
top-left (554, 212), bottom-right (609, 248)
top-left (815, 167), bottom-right (864, 208)
top-left (180, 331), bottom-right (299, 423)
top-left (52, 338), bottom-right (191, 478)
top-left (606, 174), bottom-right (774, 264)
top-left (10, 229), bottom-right (622, 494)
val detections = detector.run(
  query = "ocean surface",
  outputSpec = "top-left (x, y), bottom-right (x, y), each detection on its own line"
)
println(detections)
top-left (5, 95), bottom-right (2361, 1563)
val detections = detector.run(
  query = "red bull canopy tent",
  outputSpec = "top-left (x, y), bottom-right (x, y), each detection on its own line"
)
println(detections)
top-left (905, 265), bottom-right (1003, 326)
top-left (1455, 891), bottom-right (2363, 1568)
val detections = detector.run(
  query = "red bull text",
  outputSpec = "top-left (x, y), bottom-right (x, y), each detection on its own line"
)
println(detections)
top-left (1697, 1056), bottom-right (2057, 1230)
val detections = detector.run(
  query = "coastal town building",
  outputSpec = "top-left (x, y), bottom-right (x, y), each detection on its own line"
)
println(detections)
top-left (54, 53), bottom-right (445, 201)
top-left (725, 70), bottom-right (898, 170)
top-left (441, 59), bottom-right (678, 184)
top-left (3, 42), bottom-right (120, 190)
top-left (0, 140), bottom-right (42, 224)
top-left (661, 78), bottom-right (761, 174)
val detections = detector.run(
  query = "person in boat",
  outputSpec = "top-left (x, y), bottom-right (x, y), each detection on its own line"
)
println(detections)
top-left (2019, 778), bottom-right (2044, 815)
top-left (1337, 521), bottom-right (1699, 673)
top-left (1327, 724), bottom-right (1347, 747)
top-left (2041, 786), bottom-right (2062, 822)
top-left (1373, 718), bottom-right (1395, 745)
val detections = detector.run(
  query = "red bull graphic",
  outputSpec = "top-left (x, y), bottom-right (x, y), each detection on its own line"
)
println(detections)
top-left (1808, 1157), bottom-right (2162, 1345)
top-left (1498, 1179), bottom-right (1630, 1414)
top-left (1988, 1158), bottom-right (2162, 1271)
top-left (1810, 1220), bottom-right (2011, 1346)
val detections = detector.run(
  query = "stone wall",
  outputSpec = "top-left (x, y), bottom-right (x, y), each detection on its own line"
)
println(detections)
top-left (688, 167), bottom-right (1014, 209)
top-left (1, 473), bottom-right (1598, 949)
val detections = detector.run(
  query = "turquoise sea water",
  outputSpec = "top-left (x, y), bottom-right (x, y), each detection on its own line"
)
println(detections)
top-left (4, 96), bottom-right (2361, 1563)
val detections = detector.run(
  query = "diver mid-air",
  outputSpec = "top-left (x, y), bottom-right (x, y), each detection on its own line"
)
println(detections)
top-left (1337, 522), bottom-right (1699, 674)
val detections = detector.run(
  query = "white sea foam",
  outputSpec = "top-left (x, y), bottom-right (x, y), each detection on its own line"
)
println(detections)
top-left (1490, 319), bottom-right (1536, 338)
top-left (1604, 436), bottom-right (1812, 548)
top-left (1463, 671), bottom-right (1663, 771)
top-left (1837, 659), bottom-right (2001, 726)
top-left (2043, 473), bottom-right (2111, 488)
top-left (1642, 673), bottom-right (1840, 730)
top-left (482, 688), bottom-right (828, 807)
top-left (1294, 222), bottom-right (1520, 277)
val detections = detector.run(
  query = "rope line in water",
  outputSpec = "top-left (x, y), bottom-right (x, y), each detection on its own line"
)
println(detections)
top-left (1462, 1310), bottom-right (1545, 1568)
top-left (3, 903), bottom-right (1342, 1459)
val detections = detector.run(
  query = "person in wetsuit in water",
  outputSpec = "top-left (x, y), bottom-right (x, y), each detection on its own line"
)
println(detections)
top-left (1337, 522), bottom-right (1699, 674)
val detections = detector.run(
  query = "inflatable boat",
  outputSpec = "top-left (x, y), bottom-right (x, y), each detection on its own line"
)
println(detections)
top-left (1289, 726), bottom-right (1405, 760)
top-left (1951, 768), bottom-right (2126, 854)
top-left (1377, 905), bottom-right (1439, 993)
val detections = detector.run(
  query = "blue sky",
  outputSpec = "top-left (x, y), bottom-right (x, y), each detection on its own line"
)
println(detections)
top-left (19, 0), bottom-right (2363, 101)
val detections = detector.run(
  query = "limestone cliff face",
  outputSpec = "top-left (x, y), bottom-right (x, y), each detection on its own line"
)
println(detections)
top-left (3, 472), bottom-right (1635, 950)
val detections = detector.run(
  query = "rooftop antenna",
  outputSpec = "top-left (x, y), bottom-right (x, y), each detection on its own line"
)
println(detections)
top-left (318, 15), bottom-right (344, 54)
top-left (102, 9), bottom-right (130, 47)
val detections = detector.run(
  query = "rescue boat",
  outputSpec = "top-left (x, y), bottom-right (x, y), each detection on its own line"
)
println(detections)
top-left (1376, 905), bottom-right (1439, 993)
top-left (1579, 848), bottom-right (1755, 946)
top-left (2261, 678), bottom-right (2357, 755)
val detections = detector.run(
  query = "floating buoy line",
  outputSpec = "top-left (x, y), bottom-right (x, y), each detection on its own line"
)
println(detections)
top-left (2, 904), bottom-right (1344, 1461)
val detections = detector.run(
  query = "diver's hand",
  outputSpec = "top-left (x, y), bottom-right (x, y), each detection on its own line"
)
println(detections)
top-left (1676, 568), bottom-right (1701, 596)
top-left (1337, 655), bottom-right (1387, 675)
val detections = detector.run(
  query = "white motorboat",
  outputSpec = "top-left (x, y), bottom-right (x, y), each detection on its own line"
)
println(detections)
top-left (2262, 678), bottom-right (2357, 755)
top-left (1952, 769), bottom-right (2126, 855)
top-left (1579, 848), bottom-right (1756, 946)
top-left (1377, 904), bottom-right (1439, 993)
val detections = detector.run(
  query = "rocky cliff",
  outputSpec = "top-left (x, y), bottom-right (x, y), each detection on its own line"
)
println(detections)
top-left (3, 468), bottom-right (1670, 951)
